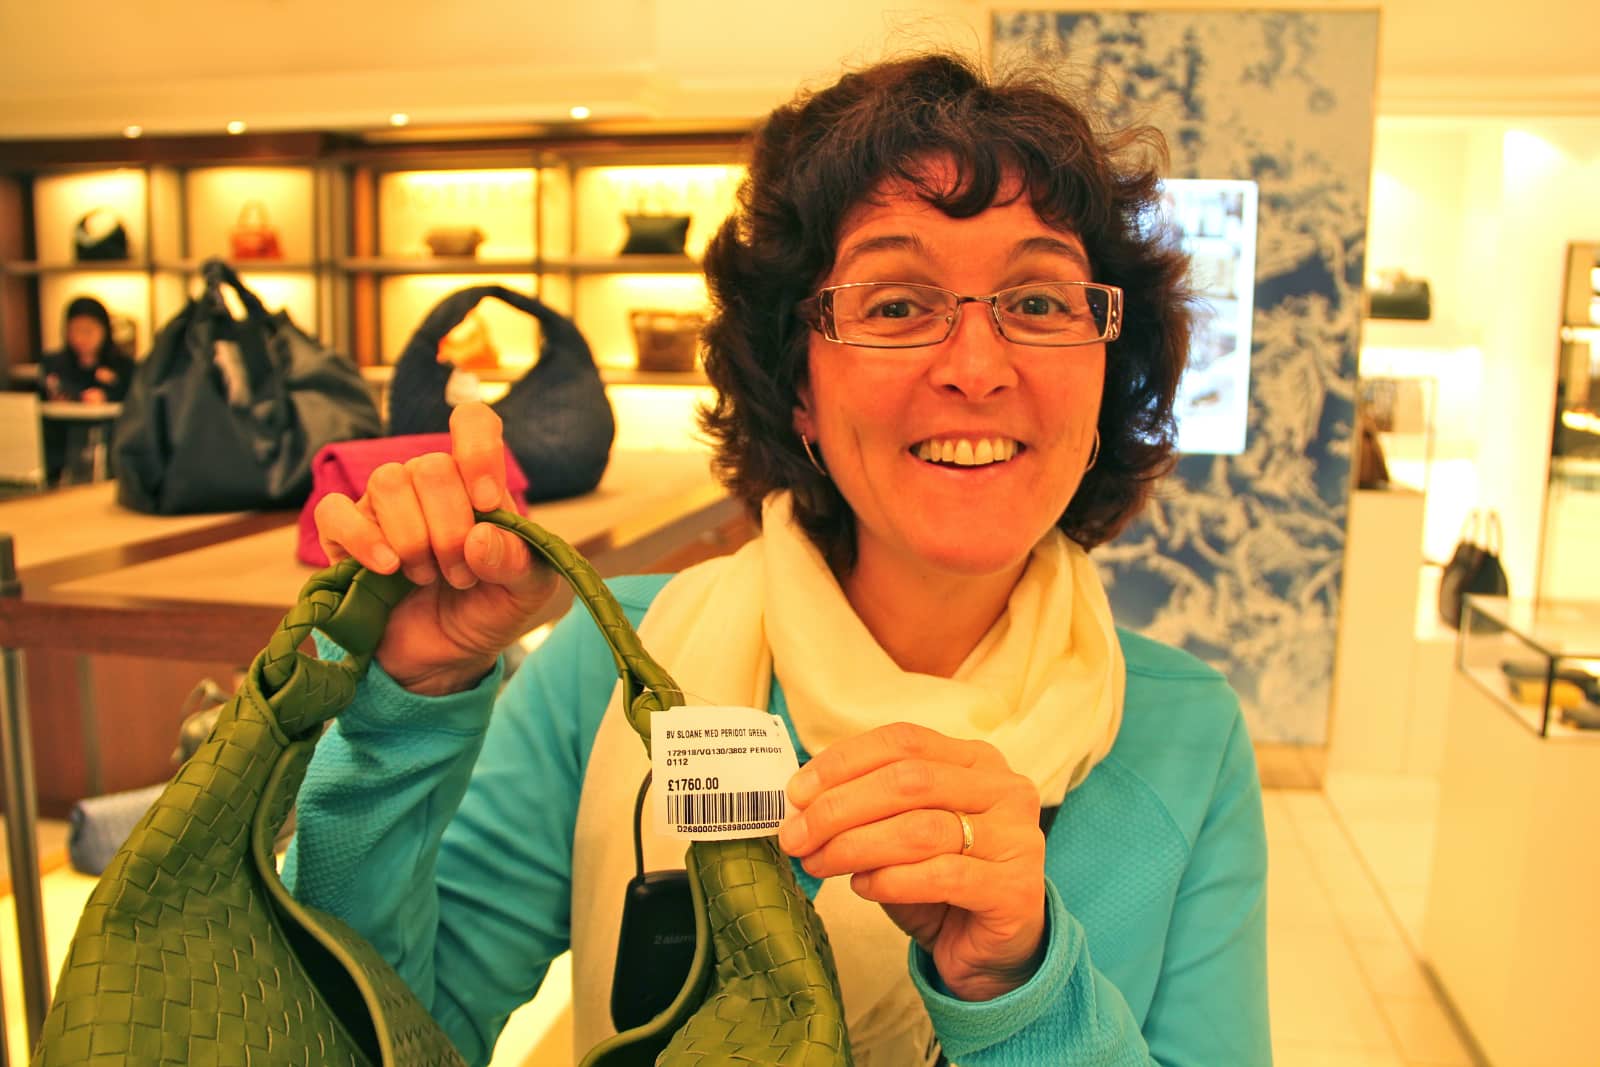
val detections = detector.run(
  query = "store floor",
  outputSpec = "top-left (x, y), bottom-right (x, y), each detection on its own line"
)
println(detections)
top-left (0, 788), bottom-right (1479, 1066)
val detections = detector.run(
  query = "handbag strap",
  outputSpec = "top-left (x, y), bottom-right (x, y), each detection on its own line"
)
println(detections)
top-left (236, 200), bottom-right (272, 228)
top-left (1455, 508), bottom-right (1481, 547)
top-left (202, 256), bottom-right (272, 322)
top-left (1483, 509), bottom-right (1503, 556)
top-left (257, 507), bottom-right (684, 746)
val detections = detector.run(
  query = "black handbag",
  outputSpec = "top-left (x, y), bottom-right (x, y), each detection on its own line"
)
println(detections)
top-left (113, 259), bottom-right (382, 514)
top-left (74, 208), bottom-right (131, 262)
top-left (1367, 271), bottom-right (1431, 321)
top-left (387, 286), bottom-right (615, 501)
top-left (1438, 509), bottom-right (1509, 629)
top-left (620, 213), bottom-right (691, 255)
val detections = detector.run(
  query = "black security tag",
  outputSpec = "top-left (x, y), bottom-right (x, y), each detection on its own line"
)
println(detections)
top-left (610, 868), bottom-right (698, 1033)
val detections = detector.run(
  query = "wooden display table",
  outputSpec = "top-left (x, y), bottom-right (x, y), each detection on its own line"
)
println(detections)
top-left (0, 450), bottom-right (747, 812)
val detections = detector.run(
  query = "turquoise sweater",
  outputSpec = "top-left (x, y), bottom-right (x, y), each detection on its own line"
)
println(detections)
top-left (284, 574), bottom-right (1271, 1066)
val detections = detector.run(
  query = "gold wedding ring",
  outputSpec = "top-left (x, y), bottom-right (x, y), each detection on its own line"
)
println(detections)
top-left (955, 811), bottom-right (975, 854)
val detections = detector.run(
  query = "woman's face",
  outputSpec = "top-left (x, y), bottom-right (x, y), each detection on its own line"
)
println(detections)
top-left (795, 177), bottom-right (1106, 583)
top-left (66, 316), bottom-right (106, 362)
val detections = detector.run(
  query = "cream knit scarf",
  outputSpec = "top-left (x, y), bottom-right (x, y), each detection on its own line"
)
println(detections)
top-left (633, 490), bottom-right (1125, 805)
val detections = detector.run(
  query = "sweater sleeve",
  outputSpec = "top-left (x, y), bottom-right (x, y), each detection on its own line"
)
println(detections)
top-left (283, 601), bottom-right (620, 1066)
top-left (910, 712), bottom-right (1271, 1066)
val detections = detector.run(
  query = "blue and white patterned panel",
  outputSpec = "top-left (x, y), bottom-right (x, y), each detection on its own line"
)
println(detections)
top-left (995, 11), bottom-right (1379, 743)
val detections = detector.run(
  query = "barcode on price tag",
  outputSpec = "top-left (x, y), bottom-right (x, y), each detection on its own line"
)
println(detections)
top-left (652, 707), bottom-right (800, 841)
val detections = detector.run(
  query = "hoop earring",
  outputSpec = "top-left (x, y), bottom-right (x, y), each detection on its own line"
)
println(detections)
top-left (1086, 430), bottom-right (1101, 473)
top-left (800, 434), bottom-right (829, 478)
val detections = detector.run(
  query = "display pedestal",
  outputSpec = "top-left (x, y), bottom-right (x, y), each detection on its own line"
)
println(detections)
top-left (1329, 488), bottom-right (1426, 772)
top-left (1423, 671), bottom-right (1600, 1066)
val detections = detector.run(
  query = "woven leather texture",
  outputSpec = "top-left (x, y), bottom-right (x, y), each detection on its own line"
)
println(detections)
top-left (33, 510), bottom-right (850, 1067)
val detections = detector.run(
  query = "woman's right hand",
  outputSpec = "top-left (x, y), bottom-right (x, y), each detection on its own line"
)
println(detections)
top-left (313, 402), bottom-right (559, 695)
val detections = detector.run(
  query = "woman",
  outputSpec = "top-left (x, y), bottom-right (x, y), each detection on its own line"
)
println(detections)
top-left (38, 295), bottom-right (136, 482)
top-left (38, 295), bottom-right (135, 404)
top-left (288, 53), bottom-right (1270, 1065)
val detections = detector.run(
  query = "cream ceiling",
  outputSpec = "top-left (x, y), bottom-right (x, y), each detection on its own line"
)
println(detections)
top-left (0, 0), bottom-right (1594, 137)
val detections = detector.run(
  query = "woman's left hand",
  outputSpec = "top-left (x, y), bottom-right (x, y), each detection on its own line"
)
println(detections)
top-left (777, 721), bottom-right (1048, 1002)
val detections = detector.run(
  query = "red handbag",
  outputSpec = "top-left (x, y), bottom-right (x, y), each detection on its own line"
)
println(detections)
top-left (230, 200), bottom-right (283, 260)
top-left (296, 433), bottom-right (530, 565)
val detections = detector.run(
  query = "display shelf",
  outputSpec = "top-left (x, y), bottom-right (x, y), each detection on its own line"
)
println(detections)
top-left (0, 261), bottom-right (152, 276)
top-left (357, 363), bottom-right (705, 388)
top-left (1541, 243), bottom-right (1600, 601)
top-left (338, 255), bottom-right (706, 276)
top-left (153, 259), bottom-right (321, 274)
top-left (339, 256), bottom-right (539, 275)
top-left (548, 255), bottom-right (701, 275)
top-left (0, 130), bottom-right (747, 381)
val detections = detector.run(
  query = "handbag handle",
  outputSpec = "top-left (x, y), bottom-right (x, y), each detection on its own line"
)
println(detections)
top-left (262, 508), bottom-right (682, 744)
top-left (1482, 509), bottom-right (1503, 557)
top-left (201, 256), bottom-right (274, 323)
top-left (417, 284), bottom-right (593, 373)
top-left (236, 200), bottom-right (272, 229)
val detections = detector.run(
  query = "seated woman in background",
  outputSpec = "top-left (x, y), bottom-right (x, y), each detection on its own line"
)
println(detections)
top-left (38, 295), bottom-right (135, 404)
top-left (37, 295), bottom-right (135, 483)
top-left (290, 52), bottom-right (1271, 1066)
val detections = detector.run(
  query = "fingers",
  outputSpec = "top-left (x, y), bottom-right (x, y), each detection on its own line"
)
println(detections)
top-left (367, 462), bottom-right (442, 586)
top-left (850, 854), bottom-right (1040, 920)
top-left (314, 492), bottom-right (400, 572)
top-left (787, 721), bottom-right (1008, 809)
top-left (794, 808), bottom-right (977, 878)
top-left (409, 452), bottom-right (479, 589)
top-left (779, 759), bottom-right (1021, 859)
top-left (462, 523), bottom-right (558, 608)
top-left (451, 402), bottom-right (509, 512)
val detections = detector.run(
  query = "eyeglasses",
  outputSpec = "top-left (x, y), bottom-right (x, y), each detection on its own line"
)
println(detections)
top-left (798, 280), bottom-right (1123, 349)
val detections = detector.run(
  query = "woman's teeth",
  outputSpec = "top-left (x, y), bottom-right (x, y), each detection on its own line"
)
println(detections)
top-left (914, 438), bottom-right (1020, 467)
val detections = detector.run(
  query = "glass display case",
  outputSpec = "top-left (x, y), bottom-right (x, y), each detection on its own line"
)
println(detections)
top-left (1458, 594), bottom-right (1600, 738)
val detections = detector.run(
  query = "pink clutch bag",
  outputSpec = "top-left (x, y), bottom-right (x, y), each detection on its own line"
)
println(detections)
top-left (296, 433), bottom-right (530, 566)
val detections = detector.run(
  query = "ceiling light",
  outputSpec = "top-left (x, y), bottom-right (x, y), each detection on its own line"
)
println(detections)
top-left (569, 105), bottom-right (592, 121)
top-left (226, 120), bottom-right (247, 135)
top-left (123, 125), bottom-right (143, 139)
top-left (389, 112), bottom-right (410, 127)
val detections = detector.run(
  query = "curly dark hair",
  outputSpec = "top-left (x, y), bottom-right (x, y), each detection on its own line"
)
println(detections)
top-left (699, 52), bottom-right (1192, 570)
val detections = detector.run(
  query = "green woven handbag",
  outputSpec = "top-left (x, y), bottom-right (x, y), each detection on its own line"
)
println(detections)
top-left (34, 510), bottom-right (852, 1067)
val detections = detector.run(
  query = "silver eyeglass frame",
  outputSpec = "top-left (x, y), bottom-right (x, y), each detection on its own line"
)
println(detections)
top-left (797, 280), bottom-right (1124, 349)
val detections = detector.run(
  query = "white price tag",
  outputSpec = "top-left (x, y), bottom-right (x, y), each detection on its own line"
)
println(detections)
top-left (652, 707), bottom-right (800, 841)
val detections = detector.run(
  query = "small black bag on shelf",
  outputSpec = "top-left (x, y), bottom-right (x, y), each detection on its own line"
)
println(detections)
top-left (73, 208), bottom-right (131, 262)
top-left (1367, 271), bottom-right (1432, 321)
top-left (388, 286), bottom-right (615, 501)
top-left (1438, 509), bottom-right (1509, 630)
top-left (619, 213), bottom-right (691, 256)
top-left (112, 259), bottom-right (382, 514)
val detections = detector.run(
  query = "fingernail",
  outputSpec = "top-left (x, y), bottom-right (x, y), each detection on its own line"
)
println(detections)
top-left (371, 545), bottom-right (400, 571)
top-left (473, 477), bottom-right (499, 511)
top-left (405, 563), bottom-right (438, 586)
top-left (447, 564), bottom-right (476, 589)
top-left (777, 812), bottom-right (806, 853)
top-left (480, 530), bottom-right (503, 567)
top-left (787, 766), bottom-right (817, 806)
